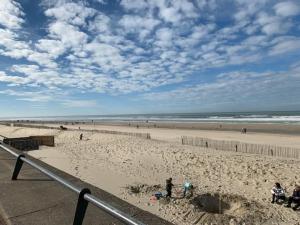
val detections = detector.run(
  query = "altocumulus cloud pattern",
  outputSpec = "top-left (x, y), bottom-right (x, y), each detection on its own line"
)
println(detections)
top-left (0, 0), bottom-right (300, 115)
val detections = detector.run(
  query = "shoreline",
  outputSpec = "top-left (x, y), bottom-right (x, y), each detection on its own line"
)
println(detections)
top-left (1, 120), bottom-right (300, 135)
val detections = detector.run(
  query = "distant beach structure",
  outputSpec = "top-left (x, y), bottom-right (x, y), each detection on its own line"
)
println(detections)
top-left (3, 135), bottom-right (55, 151)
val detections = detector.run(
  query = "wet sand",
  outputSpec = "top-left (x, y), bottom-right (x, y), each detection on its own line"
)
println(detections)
top-left (3, 120), bottom-right (300, 134)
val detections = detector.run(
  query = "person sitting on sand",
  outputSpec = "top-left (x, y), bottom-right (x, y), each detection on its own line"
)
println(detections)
top-left (271, 182), bottom-right (285, 203)
top-left (285, 185), bottom-right (300, 210)
top-left (183, 181), bottom-right (194, 198)
top-left (166, 178), bottom-right (174, 198)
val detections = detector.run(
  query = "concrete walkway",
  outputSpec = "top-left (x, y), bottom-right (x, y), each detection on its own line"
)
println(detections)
top-left (0, 144), bottom-right (173, 225)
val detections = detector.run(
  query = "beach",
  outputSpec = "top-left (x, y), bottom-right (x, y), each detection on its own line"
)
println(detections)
top-left (0, 122), bottom-right (300, 225)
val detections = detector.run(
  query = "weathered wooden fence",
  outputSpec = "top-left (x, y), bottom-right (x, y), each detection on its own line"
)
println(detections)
top-left (0, 123), bottom-right (151, 139)
top-left (82, 129), bottom-right (151, 139)
top-left (181, 136), bottom-right (300, 159)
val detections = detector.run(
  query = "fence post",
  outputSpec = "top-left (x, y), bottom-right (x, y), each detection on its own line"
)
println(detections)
top-left (73, 188), bottom-right (91, 225)
top-left (12, 154), bottom-right (25, 180)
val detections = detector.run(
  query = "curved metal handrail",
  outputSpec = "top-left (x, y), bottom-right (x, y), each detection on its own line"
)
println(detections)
top-left (0, 143), bottom-right (145, 225)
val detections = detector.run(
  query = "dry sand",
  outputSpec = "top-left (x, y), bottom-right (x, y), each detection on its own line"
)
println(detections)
top-left (1, 124), bottom-right (300, 225)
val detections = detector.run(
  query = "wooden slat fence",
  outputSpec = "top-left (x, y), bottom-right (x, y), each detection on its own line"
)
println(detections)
top-left (181, 136), bottom-right (300, 159)
top-left (0, 123), bottom-right (151, 139)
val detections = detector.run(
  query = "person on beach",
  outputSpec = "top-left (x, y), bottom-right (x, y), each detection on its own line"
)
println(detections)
top-left (166, 178), bottom-right (174, 198)
top-left (271, 182), bottom-right (285, 203)
top-left (79, 133), bottom-right (83, 141)
top-left (285, 185), bottom-right (300, 210)
top-left (183, 181), bottom-right (194, 198)
top-left (241, 128), bottom-right (247, 133)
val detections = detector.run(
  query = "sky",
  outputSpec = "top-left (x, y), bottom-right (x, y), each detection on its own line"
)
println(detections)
top-left (0, 0), bottom-right (300, 117)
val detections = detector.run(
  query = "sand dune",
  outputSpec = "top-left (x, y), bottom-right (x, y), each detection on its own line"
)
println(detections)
top-left (1, 124), bottom-right (300, 225)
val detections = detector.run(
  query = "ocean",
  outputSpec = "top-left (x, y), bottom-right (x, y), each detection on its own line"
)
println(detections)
top-left (2, 111), bottom-right (300, 124)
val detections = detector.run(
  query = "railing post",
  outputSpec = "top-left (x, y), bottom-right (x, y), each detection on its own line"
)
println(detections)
top-left (12, 154), bottom-right (25, 180)
top-left (73, 188), bottom-right (91, 225)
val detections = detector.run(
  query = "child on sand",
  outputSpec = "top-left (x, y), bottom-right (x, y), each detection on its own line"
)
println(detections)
top-left (285, 185), bottom-right (300, 210)
top-left (183, 181), bottom-right (194, 198)
top-left (271, 182), bottom-right (285, 203)
top-left (166, 178), bottom-right (174, 198)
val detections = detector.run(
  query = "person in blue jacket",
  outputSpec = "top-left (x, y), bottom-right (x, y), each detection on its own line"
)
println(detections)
top-left (183, 181), bottom-right (194, 198)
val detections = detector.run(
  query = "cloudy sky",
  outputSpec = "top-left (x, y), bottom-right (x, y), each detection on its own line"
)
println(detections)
top-left (0, 0), bottom-right (300, 117)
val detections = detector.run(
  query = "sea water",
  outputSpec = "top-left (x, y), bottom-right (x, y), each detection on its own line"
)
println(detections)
top-left (2, 111), bottom-right (300, 124)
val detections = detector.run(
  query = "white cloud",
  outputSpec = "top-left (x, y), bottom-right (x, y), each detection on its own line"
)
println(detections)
top-left (0, 71), bottom-right (28, 85)
top-left (62, 99), bottom-right (98, 107)
top-left (88, 13), bottom-right (111, 33)
top-left (94, 0), bottom-right (107, 4)
top-left (119, 15), bottom-right (160, 37)
top-left (155, 28), bottom-right (173, 47)
top-left (159, 6), bottom-right (182, 23)
top-left (0, 0), bottom-right (24, 29)
top-left (27, 52), bottom-right (58, 68)
top-left (234, 0), bottom-right (268, 21)
top-left (0, 0), bottom-right (300, 107)
top-left (45, 2), bottom-right (96, 26)
top-left (0, 89), bottom-right (53, 102)
top-left (120, 0), bottom-right (148, 11)
top-left (175, 24), bottom-right (215, 48)
top-left (269, 37), bottom-right (300, 55)
top-left (274, 1), bottom-right (300, 17)
top-left (0, 28), bottom-right (32, 58)
top-left (36, 39), bottom-right (66, 58)
top-left (0, 29), bottom-right (57, 68)
top-left (256, 12), bottom-right (291, 35)
top-left (48, 21), bottom-right (88, 47)
top-left (142, 67), bottom-right (300, 111)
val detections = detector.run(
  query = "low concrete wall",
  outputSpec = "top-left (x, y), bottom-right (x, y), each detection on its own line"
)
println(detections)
top-left (30, 136), bottom-right (55, 147)
top-left (3, 137), bottom-right (39, 151)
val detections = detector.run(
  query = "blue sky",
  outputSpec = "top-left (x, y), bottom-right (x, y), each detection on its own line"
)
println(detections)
top-left (0, 0), bottom-right (300, 117)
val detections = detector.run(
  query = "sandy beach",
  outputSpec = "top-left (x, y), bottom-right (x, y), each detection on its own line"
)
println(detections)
top-left (0, 123), bottom-right (300, 225)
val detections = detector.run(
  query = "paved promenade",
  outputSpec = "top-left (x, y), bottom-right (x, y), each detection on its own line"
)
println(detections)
top-left (0, 144), bottom-right (173, 225)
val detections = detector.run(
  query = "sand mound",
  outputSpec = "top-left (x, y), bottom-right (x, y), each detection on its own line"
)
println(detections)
top-left (187, 193), bottom-right (267, 225)
top-left (127, 183), bottom-right (162, 194)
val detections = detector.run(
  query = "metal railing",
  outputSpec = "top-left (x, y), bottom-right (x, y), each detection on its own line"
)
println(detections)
top-left (0, 142), bottom-right (145, 225)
